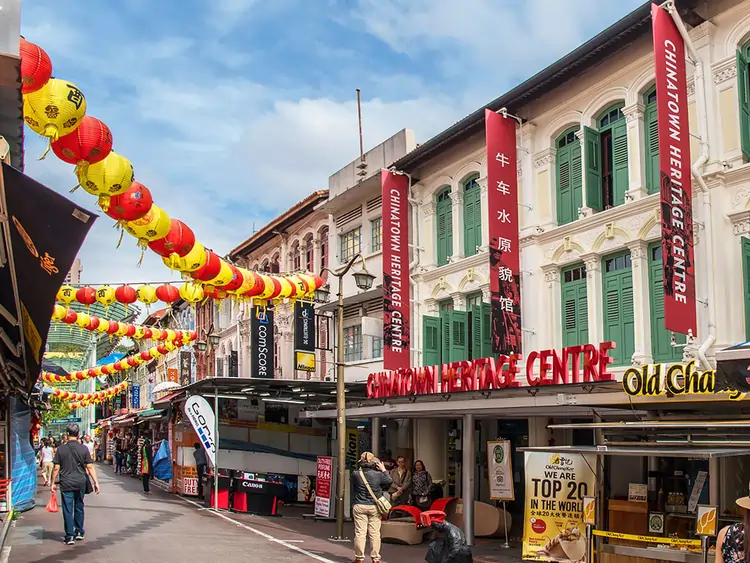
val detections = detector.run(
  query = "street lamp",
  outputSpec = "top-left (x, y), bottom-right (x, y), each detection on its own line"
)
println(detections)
top-left (196, 324), bottom-right (220, 376)
top-left (320, 253), bottom-right (375, 540)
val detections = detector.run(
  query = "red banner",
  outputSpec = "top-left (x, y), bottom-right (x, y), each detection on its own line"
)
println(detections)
top-left (652, 4), bottom-right (697, 336)
top-left (381, 169), bottom-right (411, 370)
top-left (485, 109), bottom-right (522, 354)
top-left (314, 456), bottom-right (333, 518)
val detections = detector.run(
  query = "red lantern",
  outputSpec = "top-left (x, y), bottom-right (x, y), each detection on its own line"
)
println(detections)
top-left (267, 277), bottom-right (283, 300)
top-left (50, 116), bottom-right (113, 171)
top-left (311, 274), bottom-right (325, 289)
top-left (241, 272), bottom-right (266, 298)
top-left (140, 351), bottom-right (152, 361)
top-left (115, 285), bottom-right (138, 308)
top-left (148, 219), bottom-right (195, 258)
top-left (158, 331), bottom-right (169, 341)
top-left (157, 344), bottom-right (169, 355)
top-left (76, 286), bottom-right (96, 308)
top-left (88, 317), bottom-right (100, 331)
top-left (100, 365), bottom-right (111, 375)
top-left (191, 251), bottom-right (222, 282)
top-left (107, 321), bottom-right (119, 335)
top-left (64, 309), bottom-right (77, 324)
top-left (155, 283), bottom-right (180, 305)
top-left (19, 38), bottom-right (52, 94)
top-left (189, 330), bottom-right (198, 341)
top-left (174, 330), bottom-right (183, 342)
top-left (217, 264), bottom-right (244, 293)
top-left (125, 325), bottom-right (136, 338)
top-left (105, 182), bottom-right (153, 222)
top-left (143, 328), bottom-right (153, 339)
top-left (87, 368), bottom-right (97, 378)
top-left (127, 357), bottom-right (138, 368)
top-left (113, 361), bottom-right (122, 371)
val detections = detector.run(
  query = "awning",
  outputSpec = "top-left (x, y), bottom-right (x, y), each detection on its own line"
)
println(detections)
top-left (112, 414), bottom-right (137, 426)
top-left (136, 409), bottom-right (166, 423)
top-left (518, 445), bottom-right (750, 459)
top-left (153, 390), bottom-right (185, 406)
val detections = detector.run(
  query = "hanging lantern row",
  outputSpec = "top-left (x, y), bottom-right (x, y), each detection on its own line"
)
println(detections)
top-left (21, 38), bottom-right (327, 307)
top-left (55, 281), bottom-right (224, 309)
top-left (50, 380), bottom-right (128, 402)
top-left (51, 304), bottom-right (197, 343)
top-left (42, 340), bottom-right (179, 384)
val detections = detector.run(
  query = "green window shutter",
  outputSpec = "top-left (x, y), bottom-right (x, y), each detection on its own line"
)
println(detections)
top-left (556, 145), bottom-right (572, 225)
top-left (743, 237), bottom-right (750, 340)
top-left (450, 310), bottom-right (469, 362)
top-left (422, 315), bottom-right (441, 367)
top-left (649, 244), bottom-right (684, 362)
top-left (645, 103), bottom-right (660, 195)
top-left (621, 273), bottom-right (635, 365)
top-left (436, 195), bottom-right (451, 266)
top-left (612, 120), bottom-right (629, 207)
top-left (737, 50), bottom-right (750, 161)
top-left (584, 126), bottom-right (602, 211)
top-left (440, 311), bottom-right (452, 362)
top-left (561, 270), bottom-right (588, 349)
top-left (471, 306), bottom-right (482, 360)
top-left (602, 257), bottom-right (635, 366)
top-left (463, 186), bottom-right (481, 257)
top-left (481, 302), bottom-right (493, 359)
top-left (571, 142), bottom-right (583, 218)
top-left (446, 204), bottom-right (453, 262)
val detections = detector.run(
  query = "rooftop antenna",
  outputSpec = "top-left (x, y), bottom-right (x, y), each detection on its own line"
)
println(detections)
top-left (356, 88), bottom-right (367, 177)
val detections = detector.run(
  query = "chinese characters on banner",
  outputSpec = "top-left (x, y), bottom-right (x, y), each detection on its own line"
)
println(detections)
top-left (485, 109), bottom-right (522, 354)
top-left (180, 351), bottom-right (192, 386)
top-left (652, 4), bottom-right (697, 336)
top-left (130, 384), bottom-right (140, 409)
top-left (381, 169), bottom-right (411, 370)
top-left (314, 456), bottom-right (334, 518)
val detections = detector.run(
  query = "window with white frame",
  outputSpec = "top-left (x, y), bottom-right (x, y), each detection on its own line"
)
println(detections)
top-left (344, 325), bottom-right (362, 362)
top-left (371, 335), bottom-right (383, 359)
top-left (340, 227), bottom-right (361, 263)
top-left (371, 217), bottom-right (382, 252)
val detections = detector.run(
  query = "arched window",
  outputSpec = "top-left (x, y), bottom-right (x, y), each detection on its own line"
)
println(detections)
top-left (261, 259), bottom-right (270, 273)
top-left (292, 241), bottom-right (301, 270)
top-left (319, 227), bottom-right (329, 281)
top-left (305, 235), bottom-right (314, 272)
top-left (586, 103), bottom-right (628, 210)
top-left (462, 174), bottom-right (481, 257)
top-left (271, 254), bottom-right (280, 274)
top-left (435, 187), bottom-right (453, 266)
top-left (644, 87), bottom-right (660, 194)
top-left (738, 43), bottom-right (750, 160)
top-left (555, 127), bottom-right (582, 225)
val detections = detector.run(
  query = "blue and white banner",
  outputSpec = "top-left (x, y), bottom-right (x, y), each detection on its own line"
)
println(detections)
top-left (131, 384), bottom-right (140, 409)
top-left (184, 395), bottom-right (216, 467)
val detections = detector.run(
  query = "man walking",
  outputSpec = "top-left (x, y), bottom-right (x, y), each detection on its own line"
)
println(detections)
top-left (193, 442), bottom-right (207, 499)
top-left (50, 423), bottom-right (100, 545)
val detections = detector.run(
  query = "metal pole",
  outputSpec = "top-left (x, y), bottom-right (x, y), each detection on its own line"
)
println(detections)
top-left (701, 535), bottom-right (709, 563)
top-left (585, 524), bottom-right (593, 563)
top-left (334, 274), bottom-right (347, 540)
top-left (371, 417), bottom-right (381, 458)
top-left (462, 413), bottom-right (475, 546)
top-left (356, 88), bottom-right (364, 162)
top-left (501, 501), bottom-right (510, 548)
top-left (213, 388), bottom-right (219, 512)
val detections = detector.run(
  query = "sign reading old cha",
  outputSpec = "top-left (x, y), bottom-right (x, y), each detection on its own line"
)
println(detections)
top-left (622, 360), bottom-right (744, 400)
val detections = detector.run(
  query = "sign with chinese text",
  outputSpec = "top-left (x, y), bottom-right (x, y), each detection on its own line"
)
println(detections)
top-left (381, 169), bottom-right (411, 370)
top-left (314, 456), bottom-right (334, 518)
top-left (652, 4), bottom-right (697, 336)
top-left (522, 451), bottom-right (596, 561)
top-left (294, 302), bottom-right (316, 372)
top-left (485, 109), bottom-right (522, 355)
top-left (628, 483), bottom-right (647, 503)
top-left (131, 384), bottom-right (140, 409)
top-left (251, 307), bottom-right (274, 378)
top-left (180, 351), bottom-right (192, 385)
top-left (487, 440), bottom-right (514, 501)
top-left (366, 341), bottom-right (616, 399)
top-left (167, 368), bottom-right (178, 383)
top-left (622, 360), bottom-right (745, 400)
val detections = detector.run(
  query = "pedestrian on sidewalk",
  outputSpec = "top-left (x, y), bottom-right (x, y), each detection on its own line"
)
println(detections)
top-left (388, 456), bottom-right (412, 506)
top-left (50, 423), bottom-right (100, 546)
top-left (193, 443), bottom-right (207, 499)
top-left (350, 452), bottom-right (392, 563)
top-left (83, 435), bottom-right (95, 459)
top-left (114, 439), bottom-right (124, 474)
top-left (141, 438), bottom-right (154, 495)
top-left (716, 489), bottom-right (750, 562)
top-left (40, 439), bottom-right (55, 487)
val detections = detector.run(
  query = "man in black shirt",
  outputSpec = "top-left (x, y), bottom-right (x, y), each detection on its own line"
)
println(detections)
top-left (50, 423), bottom-right (100, 545)
top-left (193, 443), bottom-right (207, 499)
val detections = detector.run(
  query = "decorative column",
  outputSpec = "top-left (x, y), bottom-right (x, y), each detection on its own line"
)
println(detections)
top-left (581, 253), bottom-right (603, 345)
top-left (519, 121), bottom-right (537, 230)
top-left (541, 265), bottom-right (562, 351)
top-left (451, 292), bottom-right (467, 312)
top-left (477, 177), bottom-right (489, 253)
top-left (575, 129), bottom-right (592, 218)
top-left (481, 286), bottom-right (491, 304)
top-left (622, 102), bottom-right (647, 200)
top-left (423, 298), bottom-right (439, 315)
top-left (450, 190), bottom-right (464, 261)
top-left (421, 200), bottom-right (437, 268)
top-left (627, 240), bottom-right (653, 366)
top-left (239, 319), bottom-right (252, 378)
top-left (727, 209), bottom-right (750, 344)
top-left (532, 148), bottom-right (556, 229)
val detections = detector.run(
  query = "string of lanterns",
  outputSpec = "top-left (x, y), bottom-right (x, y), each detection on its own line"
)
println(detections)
top-left (56, 281), bottom-right (213, 309)
top-left (42, 339), bottom-right (180, 384)
top-left (21, 38), bottom-right (326, 309)
top-left (50, 380), bottom-right (128, 407)
top-left (51, 304), bottom-right (197, 343)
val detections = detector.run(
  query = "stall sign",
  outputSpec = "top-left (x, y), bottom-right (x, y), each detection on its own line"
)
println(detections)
top-left (628, 483), bottom-right (647, 503)
top-left (696, 505), bottom-right (717, 537)
top-left (487, 440), bottom-right (514, 501)
top-left (522, 452), bottom-right (596, 562)
top-left (582, 496), bottom-right (595, 526)
top-left (183, 478), bottom-right (198, 496)
top-left (167, 368), bottom-right (178, 383)
top-left (180, 351), bottom-right (192, 385)
top-left (622, 360), bottom-right (745, 400)
top-left (314, 456), bottom-right (333, 518)
top-left (131, 384), bottom-right (140, 409)
top-left (367, 341), bottom-right (616, 399)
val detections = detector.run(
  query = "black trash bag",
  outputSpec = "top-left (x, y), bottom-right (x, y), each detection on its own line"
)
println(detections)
top-left (425, 520), bottom-right (473, 563)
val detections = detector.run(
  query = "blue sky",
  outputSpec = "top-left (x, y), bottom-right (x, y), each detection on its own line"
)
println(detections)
top-left (21, 0), bottom-right (645, 284)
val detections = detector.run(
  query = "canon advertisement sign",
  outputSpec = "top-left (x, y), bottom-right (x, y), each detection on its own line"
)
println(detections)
top-left (183, 395), bottom-right (216, 466)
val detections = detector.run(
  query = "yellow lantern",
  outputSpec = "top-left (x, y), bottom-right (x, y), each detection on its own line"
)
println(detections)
top-left (74, 312), bottom-right (91, 333)
top-left (93, 366), bottom-right (103, 376)
top-left (123, 205), bottom-right (171, 249)
top-left (97, 319), bottom-right (110, 333)
top-left (257, 275), bottom-right (277, 300)
top-left (205, 259), bottom-right (233, 287)
top-left (148, 346), bottom-right (161, 358)
top-left (115, 323), bottom-right (129, 337)
top-left (132, 355), bottom-right (145, 365)
top-left (52, 304), bottom-right (66, 321)
top-left (297, 273), bottom-right (317, 297)
top-left (95, 285), bottom-right (116, 308)
top-left (133, 326), bottom-right (146, 340)
top-left (56, 284), bottom-right (76, 305)
top-left (179, 282), bottom-right (204, 304)
top-left (76, 151), bottom-right (134, 211)
top-left (137, 284), bottom-right (158, 306)
top-left (164, 329), bottom-right (177, 342)
top-left (163, 241), bottom-right (207, 273)
top-left (23, 78), bottom-right (87, 142)
top-left (276, 276), bottom-right (295, 301)
top-left (234, 268), bottom-right (256, 295)
top-left (150, 328), bottom-right (162, 341)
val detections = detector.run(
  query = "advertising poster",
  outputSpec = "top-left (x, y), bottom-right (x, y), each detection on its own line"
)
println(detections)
top-left (183, 395), bottom-right (216, 467)
top-left (345, 429), bottom-right (359, 469)
top-left (522, 452), bottom-right (596, 562)
top-left (251, 306), bottom-right (275, 378)
top-left (487, 440), bottom-right (514, 501)
top-left (485, 109), bottom-right (522, 355)
top-left (167, 368), bottom-right (178, 383)
top-left (314, 456), bottom-right (333, 518)
top-left (294, 302), bottom-right (316, 372)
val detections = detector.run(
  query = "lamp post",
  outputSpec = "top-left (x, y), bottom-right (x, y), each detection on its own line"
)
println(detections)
top-left (319, 253), bottom-right (375, 540)
top-left (195, 323), bottom-right (220, 378)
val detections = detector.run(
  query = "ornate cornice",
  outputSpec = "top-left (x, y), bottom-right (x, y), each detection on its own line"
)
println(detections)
top-left (626, 239), bottom-right (648, 261)
top-left (533, 148), bottom-right (555, 169)
top-left (422, 202), bottom-right (436, 217)
top-left (622, 102), bottom-right (645, 123)
top-left (449, 191), bottom-right (463, 205)
top-left (713, 57), bottom-right (737, 85)
top-left (541, 264), bottom-right (560, 284)
top-left (727, 209), bottom-right (750, 237)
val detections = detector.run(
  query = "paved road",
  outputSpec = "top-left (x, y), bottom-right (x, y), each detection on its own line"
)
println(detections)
top-left (7, 466), bottom-right (337, 563)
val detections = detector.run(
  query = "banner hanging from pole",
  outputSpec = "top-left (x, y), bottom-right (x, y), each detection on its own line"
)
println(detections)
top-left (251, 306), bottom-right (275, 378)
top-left (183, 395), bottom-right (216, 467)
top-left (294, 301), bottom-right (316, 372)
top-left (652, 3), bottom-right (697, 336)
top-left (381, 169), bottom-right (411, 370)
top-left (485, 109), bottom-right (522, 354)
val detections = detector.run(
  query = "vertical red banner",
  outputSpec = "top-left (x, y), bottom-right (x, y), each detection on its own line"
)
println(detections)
top-left (381, 169), bottom-right (411, 370)
top-left (485, 109), bottom-right (522, 354)
top-left (652, 4), bottom-right (697, 336)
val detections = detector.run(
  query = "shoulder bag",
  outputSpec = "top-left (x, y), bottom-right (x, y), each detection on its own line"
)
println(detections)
top-left (359, 469), bottom-right (391, 515)
top-left (70, 444), bottom-right (94, 495)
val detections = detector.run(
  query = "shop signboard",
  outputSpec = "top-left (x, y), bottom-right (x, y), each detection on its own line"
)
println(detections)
top-left (183, 395), bottom-right (216, 467)
top-left (652, 4), bottom-right (697, 336)
top-left (381, 168), bottom-right (411, 370)
top-left (314, 456), bottom-right (333, 518)
top-left (167, 368), bottom-right (178, 383)
top-left (485, 109), bottom-right (522, 355)
top-left (366, 341), bottom-right (616, 399)
top-left (487, 440), bottom-right (514, 501)
top-left (622, 360), bottom-right (745, 400)
top-left (180, 351), bottom-right (192, 385)
top-left (130, 384), bottom-right (140, 409)
top-left (251, 306), bottom-right (274, 378)
top-left (294, 302), bottom-right (316, 372)
top-left (696, 505), bottom-right (717, 537)
top-left (522, 451), bottom-right (596, 562)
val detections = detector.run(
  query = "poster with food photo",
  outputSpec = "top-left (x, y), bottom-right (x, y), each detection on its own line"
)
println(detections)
top-left (522, 452), bottom-right (597, 562)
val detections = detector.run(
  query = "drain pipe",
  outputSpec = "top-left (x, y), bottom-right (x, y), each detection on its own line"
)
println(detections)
top-left (666, 3), bottom-right (715, 369)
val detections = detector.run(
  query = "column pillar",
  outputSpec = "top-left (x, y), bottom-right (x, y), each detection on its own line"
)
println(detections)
top-left (451, 292), bottom-right (467, 312)
top-left (520, 121), bottom-right (537, 230)
top-left (528, 417), bottom-right (551, 447)
top-left (532, 148), bottom-right (557, 229)
top-left (575, 128), bottom-right (592, 218)
top-left (628, 240), bottom-right (653, 366)
top-left (622, 102), bottom-right (647, 200)
top-left (581, 253), bottom-right (603, 344)
top-left (421, 200), bottom-right (437, 268)
top-left (413, 419), bottom-right (447, 482)
top-left (477, 177), bottom-right (490, 253)
top-left (450, 190), bottom-right (464, 261)
top-left (541, 265), bottom-right (562, 351)
top-left (462, 413), bottom-right (475, 546)
top-left (372, 417), bottom-right (381, 458)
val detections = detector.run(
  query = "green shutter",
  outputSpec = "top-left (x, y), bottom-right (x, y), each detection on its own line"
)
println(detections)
top-left (556, 144), bottom-right (573, 225)
top-left (644, 102), bottom-right (660, 195)
top-left (436, 194), bottom-right (452, 266)
top-left (584, 126), bottom-right (603, 211)
top-left (743, 237), bottom-right (750, 340)
top-left (561, 269), bottom-right (588, 348)
top-left (737, 50), bottom-right (750, 161)
top-left (441, 311), bottom-right (452, 362)
top-left (612, 120), bottom-right (629, 207)
top-left (649, 244), bottom-right (684, 362)
top-left (602, 256), bottom-right (635, 366)
top-left (571, 142), bottom-right (583, 218)
top-left (481, 302), bottom-right (493, 359)
top-left (450, 310), bottom-right (469, 362)
top-left (422, 315), bottom-right (441, 367)
top-left (463, 186), bottom-right (481, 257)
top-left (471, 306), bottom-right (482, 360)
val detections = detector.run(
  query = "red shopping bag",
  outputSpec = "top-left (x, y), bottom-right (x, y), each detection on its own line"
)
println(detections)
top-left (46, 493), bottom-right (58, 513)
